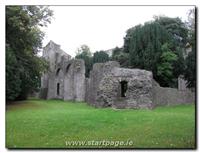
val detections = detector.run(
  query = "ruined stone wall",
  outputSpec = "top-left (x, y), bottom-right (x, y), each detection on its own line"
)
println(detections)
top-left (178, 75), bottom-right (188, 91)
top-left (153, 86), bottom-right (195, 107)
top-left (86, 63), bottom-right (106, 106)
top-left (64, 61), bottom-right (74, 100)
top-left (41, 41), bottom-right (85, 101)
top-left (45, 59), bottom-right (86, 101)
top-left (64, 59), bottom-right (85, 101)
top-left (47, 73), bottom-right (56, 99)
top-left (87, 61), bottom-right (154, 109)
top-left (73, 60), bottom-right (86, 101)
top-left (39, 74), bottom-right (49, 99)
top-left (46, 55), bottom-right (66, 99)
top-left (43, 40), bottom-right (71, 72)
top-left (41, 41), bottom-right (195, 109)
top-left (86, 61), bottom-right (120, 107)
top-left (86, 61), bottom-right (195, 109)
top-left (97, 68), bottom-right (154, 109)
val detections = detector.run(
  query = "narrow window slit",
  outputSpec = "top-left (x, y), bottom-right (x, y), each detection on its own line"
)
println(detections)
top-left (120, 81), bottom-right (128, 97)
top-left (57, 83), bottom-right (60, 95)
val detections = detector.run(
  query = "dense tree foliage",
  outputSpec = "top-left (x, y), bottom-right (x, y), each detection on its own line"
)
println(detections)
top-left (184, 49), bottom-right (195, 88)
top-left (75, 45), bottom-right (93, 77)
top-left (124, 22), bottom-right (171, 86)
top-left (154, 16), bottom-right (188, 48)
top-left (157, 43), bottom-right (177, 87)
top-left (93, 51), bottom-right (109, 64)
top-left (154, 16), bottom-right (188, 81)
top-left (75, 46), bottom-right (111, 77)
top-left (184, 9), bottom-right (196, 88)
top-left (112, 47), bottom-right (129, 67)
top-left (6, 45), bottom-right (22, 100)
top-left (123, 17), bottom-right (189, 87)
top-left (6, 6), bottom-right (53, 101)
top-left (124, 22), bottom-right (171, 69)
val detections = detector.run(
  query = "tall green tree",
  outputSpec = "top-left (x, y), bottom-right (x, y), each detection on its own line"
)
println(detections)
top-left (124, 22), bottom-right (171, 77)
top-left (184, 8), bottom-right (196, 88)
top-left (154, 16), bottom-right (188, 48)
top-left (184, 49), bottom-right (195, 88)
top-left (123, 20), bottom-right (186, 87)
top-left (93, 51), bottom-right (109, 64)
top-left (6, 45), bottom-right (21, 100)
top-left (112, 47), bottom-right (129, 67)
top-left (6, 6), bottom-right (53, 101)
top-left (154, 16), bottom-right (188, 79)
top-left (157, 43), bottom-right (178, 87)
top-left (75, 45), bottom-right (93, 77)
top-left (76, 45), bottom-right (92, 57)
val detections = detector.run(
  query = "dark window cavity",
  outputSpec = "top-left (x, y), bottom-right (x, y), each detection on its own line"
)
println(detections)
top-left (56, 68), bottom-right (60, 76)
top-left (120, 81), bottom-right (128, 97)
top-left (57, 83), bottom-right (60, 95)
top-left (66, 64), bottom-right (71, 73)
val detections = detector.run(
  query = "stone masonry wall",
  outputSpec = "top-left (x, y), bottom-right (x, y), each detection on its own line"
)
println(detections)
top-left (64, 59), bottom-right (85, 101)
top-left (153, 86), bottom-right (195, 107)
top-left (97, 68), bottom-right (154, 109)
top-left (41, 41), bottom-right (85, 101)
top-left (87, 61), bottom-right (154, 109)
top-left (86, 61), bottom-right (120, 107)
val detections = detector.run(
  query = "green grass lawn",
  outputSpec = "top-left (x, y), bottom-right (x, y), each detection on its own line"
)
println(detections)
top-left (6, 99), bottom-right (195, 148)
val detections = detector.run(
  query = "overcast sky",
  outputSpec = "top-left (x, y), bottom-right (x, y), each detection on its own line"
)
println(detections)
top-left (41, 6), bottom-right (194, 57)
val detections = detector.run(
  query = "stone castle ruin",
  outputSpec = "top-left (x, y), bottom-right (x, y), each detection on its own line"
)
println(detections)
top-left (40, 41), bottom-right (194, 109)
top-left (40, 41), bottom-right (85, 101)
top-left (85, 61), bottom-right (154, 109)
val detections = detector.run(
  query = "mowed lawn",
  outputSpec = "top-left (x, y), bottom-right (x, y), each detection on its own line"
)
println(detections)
top-left (6, 99), bottom-right (195, 148)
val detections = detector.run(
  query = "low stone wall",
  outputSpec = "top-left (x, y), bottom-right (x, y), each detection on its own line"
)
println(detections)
top-left (153, 86), bottom-right (195, 107)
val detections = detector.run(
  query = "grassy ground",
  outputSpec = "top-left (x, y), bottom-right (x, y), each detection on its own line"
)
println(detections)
top-left (6, 99), bottom-right (195, 148)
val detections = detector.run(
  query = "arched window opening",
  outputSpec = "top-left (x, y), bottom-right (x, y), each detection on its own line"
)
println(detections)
top-left (57, 83), bottom-right (60, 95)
top-left (66, 64), bottom-right (71, 73)
top-left (120, 81), bottom-right (128, 97)
top-left (56, 68), bottom-right (60, 76)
